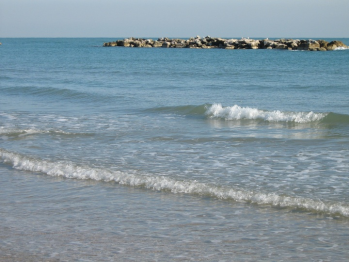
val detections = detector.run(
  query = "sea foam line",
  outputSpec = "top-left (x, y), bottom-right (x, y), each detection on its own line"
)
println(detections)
top-left (335, 47), bottom-right (349, 50)
top-left (0, 128), bottom-right (88, 136)
top-left (1, 149), bottom-right (348, 217)
top-left (0, 128), bottom-right (49, 136)
top-left (206, 104), bottom-right (327, 123)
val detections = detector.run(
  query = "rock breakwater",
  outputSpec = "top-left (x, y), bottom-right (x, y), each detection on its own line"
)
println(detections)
top-left (103, 36), bottom-right (347, 51)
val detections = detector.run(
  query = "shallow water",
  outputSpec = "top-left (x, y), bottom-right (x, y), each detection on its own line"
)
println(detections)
top-left (1, 38), bottom-right (349, 261)
top-left (2, 167), bottom-right (349, 261)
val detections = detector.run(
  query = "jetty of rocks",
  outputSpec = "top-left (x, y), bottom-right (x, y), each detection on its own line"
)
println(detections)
top-left (103, 36), bottom-right (347, 51)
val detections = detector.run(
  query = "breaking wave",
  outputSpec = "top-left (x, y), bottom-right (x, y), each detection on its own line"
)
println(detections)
top-left (1, 148), bottom-right (349, 217)
top-left (149, 104), bottom-right (348, 124)
top-left (205, 104), bottom-right (327, 123)
top-left (147, 104), bottom-right (349, 124)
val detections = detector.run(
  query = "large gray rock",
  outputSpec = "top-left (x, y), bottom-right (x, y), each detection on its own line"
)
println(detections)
top-left (162, 42), bottom-right (171, 48)
top-left (297, 40), bottom-right (320, 50)
top-left (275, 43), bottom-right (288, 49)
top-left (246, 40), bottom-right (259, 49)
top-left (201, 38), bottom-right (208, 45)
top-left (317, 40), bottom-right (328, 49)
top-left (226, 39), bottom-right (238, 45)
top-left (284, 40), bottom-right (299, 49)
top-left (145, 39), bottom-right (154, 45)
top-left (326, 44), bottom-right (337, 50)
top-left (262, 39), bottom-right (276, 49)
top-left (133, 40), bottom-right (144, 47)
top-left (152, 41), bottom-right (163, 47)
top-left (195, 39), bottom-right (202, 47)
top-left (174, 43), bottom-right (186, 48)
top-left (116, 40), bottom-right (124, 46)
top-left (237, 39), bottom-right (250, 49)
top-left (327, 40), bottom-right (347, 50)
top-left (330, 40), bottom-right (346, 47)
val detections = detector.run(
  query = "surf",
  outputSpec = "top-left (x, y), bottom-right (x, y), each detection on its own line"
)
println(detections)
top-left (1, 148), bottom-right (348, 218)
top-left (205, 104), bottom-right (327, 123)
top-left (147, 103), bottom-right (349, 125)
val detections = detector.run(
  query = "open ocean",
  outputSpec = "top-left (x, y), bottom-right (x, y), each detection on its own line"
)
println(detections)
top-left (1, 38), bottom-right (349, 261)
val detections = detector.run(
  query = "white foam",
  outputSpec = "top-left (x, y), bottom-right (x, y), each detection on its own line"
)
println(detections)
top-left (205, 104), bottom-right (326, 123)
top-left (0, 128), bottom-right (45, 136)
top-left (1, 148), bottom-right (348, 217)
top-left (334, 47), bottom-right (349, 50)
top-left (0, 128), bottom-right (77, 136)
top-left (0, 113), bottom-right (17, 120)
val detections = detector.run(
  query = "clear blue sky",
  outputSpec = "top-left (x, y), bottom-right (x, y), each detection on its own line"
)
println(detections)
top-left (1, 0), bottom-right (348, 38)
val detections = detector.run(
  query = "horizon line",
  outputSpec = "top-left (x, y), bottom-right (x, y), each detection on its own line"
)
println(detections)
top-left (1, 36), bottom-right (348, 39)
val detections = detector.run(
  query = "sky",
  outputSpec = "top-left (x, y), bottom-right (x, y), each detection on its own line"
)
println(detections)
top-left (1, 0), bottom-right (349, 38)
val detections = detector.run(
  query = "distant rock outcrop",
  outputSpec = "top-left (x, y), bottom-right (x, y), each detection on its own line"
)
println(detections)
top-left (103, 36), bottom-right (348, 51)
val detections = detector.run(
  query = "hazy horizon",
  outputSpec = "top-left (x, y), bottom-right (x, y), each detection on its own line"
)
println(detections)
top-left (1, 0), bottom-right (348, 38)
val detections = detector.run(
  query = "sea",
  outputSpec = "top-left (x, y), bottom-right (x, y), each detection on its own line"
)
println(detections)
top-left (1, 38), bottom-right (349, 261)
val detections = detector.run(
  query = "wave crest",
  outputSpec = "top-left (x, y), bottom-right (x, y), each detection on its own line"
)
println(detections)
top-left (1, 148), bottom-right (348, 217)
top-left (205, 104), bottom-right (327, 123)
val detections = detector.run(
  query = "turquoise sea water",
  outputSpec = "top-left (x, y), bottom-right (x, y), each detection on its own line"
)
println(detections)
top-left (1, 38), bottom-right (349, 261)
